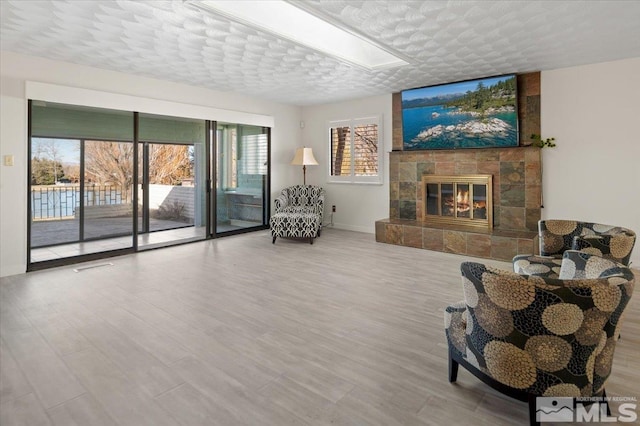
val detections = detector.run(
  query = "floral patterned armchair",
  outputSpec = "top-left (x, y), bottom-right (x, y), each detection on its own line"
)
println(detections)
top-left (513, 220), bottom-right (636, 278)
top-left (445, 251), bottom-right (634, 426)
top-left (270, 185), bottom-right (325, 244)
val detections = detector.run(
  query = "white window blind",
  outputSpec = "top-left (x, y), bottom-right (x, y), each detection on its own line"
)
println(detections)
top-left (328, 116), bottom-right (382, 184)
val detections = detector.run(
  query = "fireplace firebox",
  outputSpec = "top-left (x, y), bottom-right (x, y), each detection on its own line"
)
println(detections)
top-left (422, 174), bottom-right (493, 231)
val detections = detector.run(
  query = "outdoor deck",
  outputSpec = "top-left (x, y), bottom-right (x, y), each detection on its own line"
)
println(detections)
top-left (30, 218), bottom-right (256, 263)
top-left (31, 218), bottom-right (204, 263)
top-left (31, 217), bottom-right (193, 248)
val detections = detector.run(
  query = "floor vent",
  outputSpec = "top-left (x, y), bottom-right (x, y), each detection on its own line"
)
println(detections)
top-left (73, 262), bottom-right (114, 273)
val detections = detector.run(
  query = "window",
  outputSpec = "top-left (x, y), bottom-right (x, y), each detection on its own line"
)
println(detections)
top-left (217, 124), bottom-right (238, 189)
top-left (241, 132), bottom-right (268, 176)
top-left (328, 116), bottom-right (382, 184)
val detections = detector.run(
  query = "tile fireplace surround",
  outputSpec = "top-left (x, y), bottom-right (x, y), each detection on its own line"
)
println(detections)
top-left (376, 146), bottom-right (541, 261)
top-left (376, 72), bottom-right (542, 261)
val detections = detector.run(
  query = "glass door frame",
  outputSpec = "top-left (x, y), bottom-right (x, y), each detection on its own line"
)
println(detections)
top-left (27, 102), bottom-right (270, 271)
top-left (27, 102), bottom-right (137, 270)
top-left (135, 113), bottom-right (210, 250)
top-left (211, 125), bottom-right (270, 238)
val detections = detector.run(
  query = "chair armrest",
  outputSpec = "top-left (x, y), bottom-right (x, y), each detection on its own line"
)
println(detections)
top-left (560, 250), bottom-right (628, 279)
top-left (316, 192), bottom-right (325, 222)
top-left (274, 194), bottom-right (289, 212)
top-left (513, 254), bottom-right (562, 278)
top-left (445, 301), bottom-right (467, 315)
top-left (444, 301), bottom-right (468, 355)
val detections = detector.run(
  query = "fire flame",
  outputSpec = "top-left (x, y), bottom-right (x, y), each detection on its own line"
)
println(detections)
top-left (457, 190), bottom-right (470, 212)
top-left (456, 190), bottom-right (469, 206)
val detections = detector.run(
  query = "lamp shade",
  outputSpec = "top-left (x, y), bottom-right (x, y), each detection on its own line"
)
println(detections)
top-left (291, 147), bottom-right (318, 166)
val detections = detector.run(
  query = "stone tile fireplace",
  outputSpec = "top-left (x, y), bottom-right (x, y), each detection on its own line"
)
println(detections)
top-left (375, 72), bottom-right (542, 261)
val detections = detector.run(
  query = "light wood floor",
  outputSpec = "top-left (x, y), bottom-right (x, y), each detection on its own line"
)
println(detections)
top-left (1, 228), bottom-right (638, 425)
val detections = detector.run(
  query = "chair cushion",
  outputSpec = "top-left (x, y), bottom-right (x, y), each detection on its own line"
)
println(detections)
top-left (270, 211), bottom-right (320, 239)
top-left (283, 185), bottom-right (323, 208)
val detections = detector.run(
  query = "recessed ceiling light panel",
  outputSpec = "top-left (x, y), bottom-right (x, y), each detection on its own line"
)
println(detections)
top-left (186, 0), bottom-right (410, 70)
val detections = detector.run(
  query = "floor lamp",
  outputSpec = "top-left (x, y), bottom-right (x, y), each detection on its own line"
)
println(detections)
top-left (291, 147), bottom-right (318, 185)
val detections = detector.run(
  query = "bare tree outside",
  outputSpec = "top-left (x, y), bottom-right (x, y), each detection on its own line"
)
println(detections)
top-left (85, 141), bottom-right (134, 187)
top-left (84, 141), bottom-right (193, 187)
top-left (39, 139), bottom-right (64, 182)
top-left (331, 123), bottom-right (378, 177)
top-left (353, 124), bottom-right (378, 176)
top-left (148, 144), bottom-right (193, 185)
top-left (332, 126), bottom-right (350, 176)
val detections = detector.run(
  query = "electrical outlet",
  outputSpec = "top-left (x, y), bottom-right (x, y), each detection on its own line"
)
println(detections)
top-left (332, 205), bottom-right (336, 213)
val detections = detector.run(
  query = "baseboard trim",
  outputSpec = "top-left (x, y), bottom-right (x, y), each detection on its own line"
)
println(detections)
top-left (0, 263), bottom-right (27, 277)
top-left (331, 223), bottom-right (374, 234)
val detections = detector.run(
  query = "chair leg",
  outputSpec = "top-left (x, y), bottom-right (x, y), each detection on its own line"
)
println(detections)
top-left (448, 353), bottom-right (459, 383)
top-left (317, 228), bottom-right (321, 237)
top-left (272, 236), bottom-right (276, 244)
top-left (310, 238), bottom-right (313, 245)
top-left (528, 394), bottom-right (540, 426)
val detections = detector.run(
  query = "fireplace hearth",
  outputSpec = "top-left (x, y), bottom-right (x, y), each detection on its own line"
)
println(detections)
top-left (422, 174), bottom-right (493, 231)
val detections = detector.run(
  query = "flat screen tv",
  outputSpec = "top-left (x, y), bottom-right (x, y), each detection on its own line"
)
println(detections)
top-left (401, 74), bottom-right (518, 150)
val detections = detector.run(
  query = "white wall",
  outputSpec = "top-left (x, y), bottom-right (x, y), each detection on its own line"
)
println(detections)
top-left (299, 58), bottom-right (640, 265)
top-left (541, 57), bottom-right (640, 265)
top-left (301, 94), bottom-right (392, 233)
top-left (3, 51), bottom-right (639, 274)
top-left (0, 51), bottom-right (302, 276)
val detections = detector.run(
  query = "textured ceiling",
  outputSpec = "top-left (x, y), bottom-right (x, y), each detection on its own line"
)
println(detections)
top-left (2, 1), bottom-right (640, 106)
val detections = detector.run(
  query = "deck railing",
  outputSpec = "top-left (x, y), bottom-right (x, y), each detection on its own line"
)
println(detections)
top-left (31, 185), bottom-right (131, 220)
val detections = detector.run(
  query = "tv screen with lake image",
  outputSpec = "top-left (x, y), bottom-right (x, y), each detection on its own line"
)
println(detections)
top-left (402, 74), bottom-right (518, 150)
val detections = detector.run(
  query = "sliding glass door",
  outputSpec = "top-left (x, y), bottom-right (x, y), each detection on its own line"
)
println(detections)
top-left (28, 101), bottom-right (269, 269)
top-left (137, 114), bottom-right (207, 249)
top-left (215, 123), bottom-right (269, 234)
top-left (29, 102), bottom-right (134, 262)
